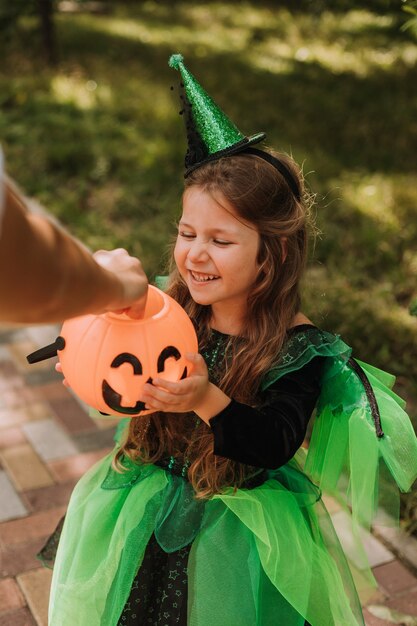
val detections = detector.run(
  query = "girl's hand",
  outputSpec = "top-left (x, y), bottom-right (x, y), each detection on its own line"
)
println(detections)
top-left (55, 362), bottom-right (70, 388)
top-left (141, 353), bottom-right (209, 413)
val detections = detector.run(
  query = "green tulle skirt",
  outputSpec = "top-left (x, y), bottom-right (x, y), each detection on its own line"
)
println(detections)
top-left (49, 331), bottom-right (417, 626)
top-left (49, 452), bottom-right (365, 626)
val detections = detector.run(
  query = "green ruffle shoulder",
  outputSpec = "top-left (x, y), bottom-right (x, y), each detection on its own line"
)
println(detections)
top-left (263, 328), bottom-right (417, 530)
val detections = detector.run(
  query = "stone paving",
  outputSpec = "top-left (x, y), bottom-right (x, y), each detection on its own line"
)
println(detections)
top-left (0, 322), bottom-right (416, 625)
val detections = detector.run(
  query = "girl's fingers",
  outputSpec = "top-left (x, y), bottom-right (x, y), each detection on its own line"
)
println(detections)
top-left (55, 362), bottom-right (70, 387)
top-left (151, 378), bottom-right (188, 394)
top-left (142, 394), bottom-right (166, 411)
top-left (186, 352), bottom-right (207, 375)
top-left (143, 386), bottom-right (181, 406)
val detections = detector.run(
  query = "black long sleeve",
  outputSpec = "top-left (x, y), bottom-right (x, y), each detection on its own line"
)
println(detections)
top-left (208, 356), bottom-right (324, 469)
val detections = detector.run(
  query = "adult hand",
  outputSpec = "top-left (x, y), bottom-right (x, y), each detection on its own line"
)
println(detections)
top-left (141, 353), bottom-right (210, 413)
top-left (93, 249), bottom-right (148, 319)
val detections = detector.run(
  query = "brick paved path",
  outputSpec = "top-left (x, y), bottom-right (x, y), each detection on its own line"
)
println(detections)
top-left (0, 322), bottom-right (417, 625)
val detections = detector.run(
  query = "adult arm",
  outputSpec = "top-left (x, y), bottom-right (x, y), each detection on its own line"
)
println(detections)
top-left (0, 177), bottom-right (147, 323)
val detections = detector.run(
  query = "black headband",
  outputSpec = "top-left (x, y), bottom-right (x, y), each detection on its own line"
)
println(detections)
top-left (243, 148), bottom-right (301, 201)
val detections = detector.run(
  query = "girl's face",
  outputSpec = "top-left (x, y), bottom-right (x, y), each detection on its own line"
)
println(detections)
top-left (174, 186), bottom-right (261, 322)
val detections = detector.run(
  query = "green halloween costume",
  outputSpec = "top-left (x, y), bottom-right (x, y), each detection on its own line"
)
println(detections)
top-left (46, 56), bottom-right (417, 625)
top-left (47, 325), bottom-right (417, 626)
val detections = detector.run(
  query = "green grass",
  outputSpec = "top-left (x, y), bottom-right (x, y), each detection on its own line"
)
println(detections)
top-left (1, 0), bottom-right (417, 528)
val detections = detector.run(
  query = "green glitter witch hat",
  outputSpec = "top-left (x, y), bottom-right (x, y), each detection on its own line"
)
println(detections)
top-left (169, 53), bottom-right (266, 176)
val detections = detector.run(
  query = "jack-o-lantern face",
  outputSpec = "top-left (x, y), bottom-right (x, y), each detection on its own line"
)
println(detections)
top-left (102, 347), bottom-right (188, 415)
top-left (46, 286), bottom-right (199, 418)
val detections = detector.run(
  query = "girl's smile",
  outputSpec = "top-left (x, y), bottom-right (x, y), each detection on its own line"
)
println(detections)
top-left (189, 270), bottom-right (220, 283)
top-left (174, 186), bottom-right (260, 330)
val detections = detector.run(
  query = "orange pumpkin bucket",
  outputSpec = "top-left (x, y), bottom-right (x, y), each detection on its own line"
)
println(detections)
top-left (27, 286), bottom-right (198, 417)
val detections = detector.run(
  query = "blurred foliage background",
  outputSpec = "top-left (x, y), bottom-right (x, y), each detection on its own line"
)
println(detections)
top-left (1, 0), bottom-right (416, 528)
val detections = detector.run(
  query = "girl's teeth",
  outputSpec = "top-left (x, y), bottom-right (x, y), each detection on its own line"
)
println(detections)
top-left (191, 271), bottom-right (218, 282)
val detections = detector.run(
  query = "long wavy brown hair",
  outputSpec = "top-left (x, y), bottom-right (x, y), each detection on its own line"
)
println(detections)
top-left (115, 149), bottom-right (315, 498)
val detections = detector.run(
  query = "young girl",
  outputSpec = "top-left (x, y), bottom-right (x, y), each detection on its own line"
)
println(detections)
top-left (47, 55), bottom-right (417, 626)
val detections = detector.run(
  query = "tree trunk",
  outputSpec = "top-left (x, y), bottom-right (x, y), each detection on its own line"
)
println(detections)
top-left (36, 0), bottom-right (57, 65)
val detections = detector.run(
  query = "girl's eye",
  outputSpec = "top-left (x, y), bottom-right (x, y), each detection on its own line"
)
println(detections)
top-left (178, 232), bottom-right (231, 245)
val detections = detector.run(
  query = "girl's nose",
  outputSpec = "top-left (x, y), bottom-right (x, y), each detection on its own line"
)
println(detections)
top-left (187, 240), bottom-right (209, 262)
